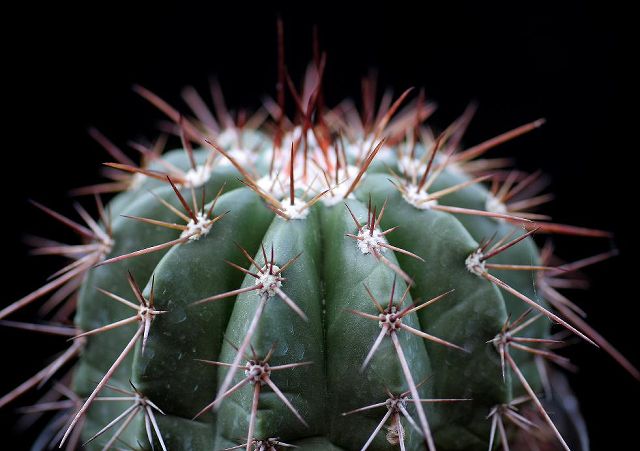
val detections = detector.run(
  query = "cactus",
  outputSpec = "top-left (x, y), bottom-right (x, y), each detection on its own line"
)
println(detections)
top-left (2, 28), bottom-right (636, 451)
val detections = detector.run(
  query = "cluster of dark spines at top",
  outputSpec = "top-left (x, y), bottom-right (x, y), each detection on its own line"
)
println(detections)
top-left (1, 23), bottom-right (633, 451)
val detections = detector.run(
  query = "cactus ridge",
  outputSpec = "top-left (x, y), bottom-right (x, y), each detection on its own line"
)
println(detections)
top-left (2, 31), bottom-right (637, 451)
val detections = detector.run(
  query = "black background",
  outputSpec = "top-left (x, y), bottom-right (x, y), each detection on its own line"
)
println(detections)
top-left (2, 1), bottom-right (637, 449)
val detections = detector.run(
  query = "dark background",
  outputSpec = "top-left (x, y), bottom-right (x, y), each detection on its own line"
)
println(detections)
top-left (2, 1), bottom-right (636, 449)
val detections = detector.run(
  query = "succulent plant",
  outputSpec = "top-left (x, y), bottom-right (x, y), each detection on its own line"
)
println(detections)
top-left (2, 26), bottom-right (636, 451)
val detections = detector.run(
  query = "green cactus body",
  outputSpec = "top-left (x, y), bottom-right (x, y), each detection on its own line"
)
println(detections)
top-left (8, 62), bottom-right (630, 451)
top-left (4, 17), bottom-right (637, 450)
top-left (69, 129), bottom-right (550, 451)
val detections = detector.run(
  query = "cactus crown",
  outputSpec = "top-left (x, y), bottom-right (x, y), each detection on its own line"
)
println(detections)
top-left (2, 26), bottom-right (635, 451)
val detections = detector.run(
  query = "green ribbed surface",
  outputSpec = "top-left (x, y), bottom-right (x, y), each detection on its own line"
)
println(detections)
top-left (73, 144), bottom-right (546, 451)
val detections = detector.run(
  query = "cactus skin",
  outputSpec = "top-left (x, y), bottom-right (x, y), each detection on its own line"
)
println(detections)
top-left (68, 124), bottom-right (552, 451)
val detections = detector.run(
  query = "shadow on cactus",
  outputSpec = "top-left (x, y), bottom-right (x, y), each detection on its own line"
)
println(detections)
top-left (2, 24), bottom-right (636, 451)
